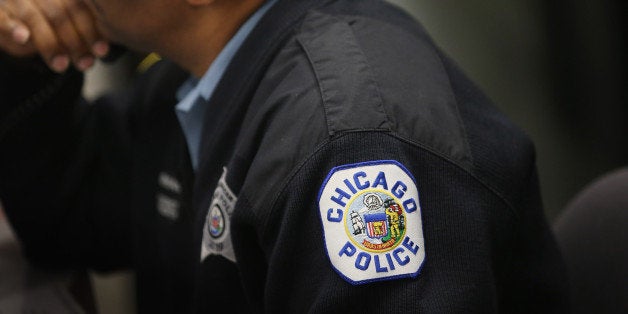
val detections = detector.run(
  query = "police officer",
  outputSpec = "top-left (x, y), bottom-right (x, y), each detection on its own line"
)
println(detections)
top-left (0, 0), bottom-right (569, 312)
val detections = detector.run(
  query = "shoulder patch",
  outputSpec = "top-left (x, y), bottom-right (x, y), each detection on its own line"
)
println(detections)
top-left (318, 160), bottom-right (425, 285)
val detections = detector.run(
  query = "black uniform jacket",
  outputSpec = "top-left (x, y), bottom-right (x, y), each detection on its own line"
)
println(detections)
top-left (0, 0), bottom-right (568, 312)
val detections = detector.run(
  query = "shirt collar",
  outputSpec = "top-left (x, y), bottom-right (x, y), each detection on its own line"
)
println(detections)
top-left (175, 0), bottom-right (277, 171)
top-left (175, 0), bottom-right (278, 112)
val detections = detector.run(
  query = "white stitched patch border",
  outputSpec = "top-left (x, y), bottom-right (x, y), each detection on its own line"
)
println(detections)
top-left (318, 160), bottom-right (426, 285)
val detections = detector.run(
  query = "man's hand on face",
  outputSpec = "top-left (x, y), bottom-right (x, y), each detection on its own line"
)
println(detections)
top-left (0, 0), bottom-right (109, 72)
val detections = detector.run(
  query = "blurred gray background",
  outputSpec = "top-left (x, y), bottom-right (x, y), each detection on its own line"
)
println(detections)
top-left (388, 0), bottom-right (627, 220)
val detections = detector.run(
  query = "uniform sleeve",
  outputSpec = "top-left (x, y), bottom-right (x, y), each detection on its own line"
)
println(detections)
top-left (0, 56), bottom-right (135, 271)
top-left (231, 131), bottom-right (568, 313)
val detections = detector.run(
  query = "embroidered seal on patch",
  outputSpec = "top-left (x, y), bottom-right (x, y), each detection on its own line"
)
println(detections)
top-left (318, 160), bottom-right (425, 285)
top-left (201, 167), bottom-right (237, 263)
top-left (208, 204), bottom-right (226, 238)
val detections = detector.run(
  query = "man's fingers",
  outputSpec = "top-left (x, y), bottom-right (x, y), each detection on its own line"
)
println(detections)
top-left (64, 0), bottom-right (108, 58)
top-left (34, 0), bottom-right (94, 71)
top-left (0, 7), bottom-right (36, 56)
top-left (11, 23), bottom-right (30, 44)
top-left (1, 0), bottom-right (106, 72)
top-left (14, 0), bottom-right (70, 72)
top-left (0, 2), bottom-right (28, 44)
top-left (0, 9), bottom-right (27, 43)
top-left (6, 19), bottom-right (31, 45)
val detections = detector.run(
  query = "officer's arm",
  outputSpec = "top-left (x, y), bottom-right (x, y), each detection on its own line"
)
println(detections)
top-left (232, 133), bottom-right (568, 312)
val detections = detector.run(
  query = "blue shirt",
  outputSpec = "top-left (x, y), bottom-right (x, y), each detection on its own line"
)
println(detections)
top-left (175, 0), bottom-right (277, 170)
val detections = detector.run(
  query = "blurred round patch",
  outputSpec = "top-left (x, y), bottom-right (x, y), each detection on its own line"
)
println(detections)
top-left (208, 204), bottom-right (225, 239)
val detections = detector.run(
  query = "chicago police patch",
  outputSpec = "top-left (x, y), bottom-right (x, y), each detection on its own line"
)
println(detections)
top-left (318, 160), bottom-right (425, 285)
